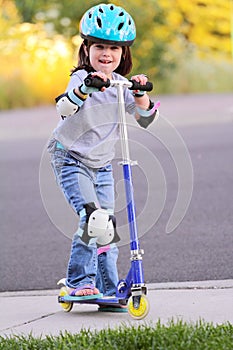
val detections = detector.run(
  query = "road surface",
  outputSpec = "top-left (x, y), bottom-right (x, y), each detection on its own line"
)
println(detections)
top-left (1, 93), bottom-right (233, 291)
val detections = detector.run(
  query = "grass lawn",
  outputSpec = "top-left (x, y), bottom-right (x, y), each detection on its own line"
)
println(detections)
top-left (0, 320), bottom-right (232, 350)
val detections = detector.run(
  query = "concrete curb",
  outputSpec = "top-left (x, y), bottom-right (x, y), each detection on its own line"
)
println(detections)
top-left (1, 279), bottom-right (233, 298)
top-left (148, 279), bottom-right (233, 290)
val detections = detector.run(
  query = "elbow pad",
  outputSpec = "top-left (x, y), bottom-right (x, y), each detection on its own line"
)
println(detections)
top-left (55, 92), bottom-right (79, 118)
top-left (136, 100), bottom-right (160, 128)
top-left (55, 89), bottom-right (87, 118)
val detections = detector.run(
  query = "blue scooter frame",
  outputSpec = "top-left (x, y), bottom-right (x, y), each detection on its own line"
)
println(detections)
top-left (58, 78), bottom-right (153, 319)
top-left (114, 80), bottom-right (148, 303)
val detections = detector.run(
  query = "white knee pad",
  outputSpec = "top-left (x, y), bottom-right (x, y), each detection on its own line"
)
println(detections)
top-left (81, 203), bottom-right (120, 246)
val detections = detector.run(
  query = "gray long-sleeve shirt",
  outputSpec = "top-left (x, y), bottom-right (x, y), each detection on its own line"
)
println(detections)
top-left (50, 69), bottom-right (136, 168)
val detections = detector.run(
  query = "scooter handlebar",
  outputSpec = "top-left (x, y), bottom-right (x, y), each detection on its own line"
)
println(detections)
top-left (128, 80), bottom-right (153, 92)
top-left (84, 76), bottom-right (110, 90)
top-left (84, 75), bottom-right (153, 92)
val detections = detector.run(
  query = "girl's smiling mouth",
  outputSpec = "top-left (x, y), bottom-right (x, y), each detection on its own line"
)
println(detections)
top-left (99, 59), bottom-right (112, 64)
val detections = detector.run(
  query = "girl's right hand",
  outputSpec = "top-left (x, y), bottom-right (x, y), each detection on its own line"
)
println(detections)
top-left (83, 71), bottom-right (109, 92)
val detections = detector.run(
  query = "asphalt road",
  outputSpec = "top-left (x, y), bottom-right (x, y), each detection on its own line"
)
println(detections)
top-left (1, 93), bottom-right (233, 292)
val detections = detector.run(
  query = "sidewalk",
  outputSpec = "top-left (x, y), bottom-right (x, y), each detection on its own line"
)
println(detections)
top-left (0, 280), bottom-right (233, 338)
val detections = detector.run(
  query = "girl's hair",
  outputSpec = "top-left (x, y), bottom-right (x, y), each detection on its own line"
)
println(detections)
top-left (71, 40), bottom-right (133, 76)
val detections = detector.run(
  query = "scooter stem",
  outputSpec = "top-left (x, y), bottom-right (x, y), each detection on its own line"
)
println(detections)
top-left (116, 84), bottom-right (139, 251)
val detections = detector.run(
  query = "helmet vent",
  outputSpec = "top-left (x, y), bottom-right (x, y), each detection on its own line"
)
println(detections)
top-left (97, 17), bottom-right (102, 28)
top-left (128, 19), bottom-right (131, 25)
top-left (99, 7), bottom-right (104, 13)
top-left (110, 5), bottom-right (114, 10)
top-left (88, 12), bottom-right (92, 19)
top-left (119, 11), bottom-right (124, 16)
top-left (118, 22), bottom-right (124, 31)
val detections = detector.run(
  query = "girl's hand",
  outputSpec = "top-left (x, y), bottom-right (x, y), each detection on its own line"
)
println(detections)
top-left (90, 71), bottom-right (108, 92)
top-left (131, 74), bottom-right (150, 111)
top-left (131, 74), bottom-right (148, 96)
top-left (131, 74), bottom-right (148, 86)
top-left (78, 71), bottom-right (108, 96)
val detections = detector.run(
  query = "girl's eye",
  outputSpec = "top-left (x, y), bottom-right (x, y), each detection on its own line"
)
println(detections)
top-left (94, 44), bottom-right (120, 51)
top-left (95, 44), bottom-right (104, 49)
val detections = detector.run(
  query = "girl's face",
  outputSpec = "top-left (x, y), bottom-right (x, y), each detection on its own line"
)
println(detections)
top-left (88, 43), bottom-right (123, 78)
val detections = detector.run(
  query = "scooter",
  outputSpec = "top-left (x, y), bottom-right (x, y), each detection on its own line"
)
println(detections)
top-left (58, 77), bottom-right (153, 320)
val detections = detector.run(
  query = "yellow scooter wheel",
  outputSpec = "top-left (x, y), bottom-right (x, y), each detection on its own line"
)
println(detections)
top-left (59, 286), bottom-right (73, 312)
top-left (127, 295), bottom-right (150, 320)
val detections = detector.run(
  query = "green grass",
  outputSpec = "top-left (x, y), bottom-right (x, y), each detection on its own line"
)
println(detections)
top-left (0, 320), bottom-right (232, 350)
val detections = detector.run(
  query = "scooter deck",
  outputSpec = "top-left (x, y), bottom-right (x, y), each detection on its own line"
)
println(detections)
top-left (59, 294), bottom-right (126, 306)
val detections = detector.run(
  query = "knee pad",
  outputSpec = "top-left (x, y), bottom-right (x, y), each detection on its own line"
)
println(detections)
top-left (81, 203), bottom-right (120, 247)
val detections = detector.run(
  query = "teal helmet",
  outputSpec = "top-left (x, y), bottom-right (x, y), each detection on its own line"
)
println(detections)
top-left (79, 3), bottom-right (136, 46)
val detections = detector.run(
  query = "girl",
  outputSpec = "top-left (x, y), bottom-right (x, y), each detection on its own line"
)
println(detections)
top-left (49, 3), bottom-right (159, 305)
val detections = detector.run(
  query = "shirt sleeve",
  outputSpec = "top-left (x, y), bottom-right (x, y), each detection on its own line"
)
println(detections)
top-left (65, 70), bottom-right (88, 92)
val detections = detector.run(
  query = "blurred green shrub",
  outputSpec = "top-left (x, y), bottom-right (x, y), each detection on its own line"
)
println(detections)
top-left (1, 0), bottom-right (232, 110)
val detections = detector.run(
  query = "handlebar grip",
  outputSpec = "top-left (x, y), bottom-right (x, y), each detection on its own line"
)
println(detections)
top-left (129, 80), bottom-right (153, 92)
top-left (84, 76), bottom-right (110, 90)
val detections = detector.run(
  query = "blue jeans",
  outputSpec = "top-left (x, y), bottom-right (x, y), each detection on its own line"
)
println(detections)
top-left (50, 144), bottom-right (119, 296)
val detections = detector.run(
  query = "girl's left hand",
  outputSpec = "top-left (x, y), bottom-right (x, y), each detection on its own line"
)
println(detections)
top-left (131, 74), bottom-right (148, 86)
top-left (131, 74), bottom-right (150, 111)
